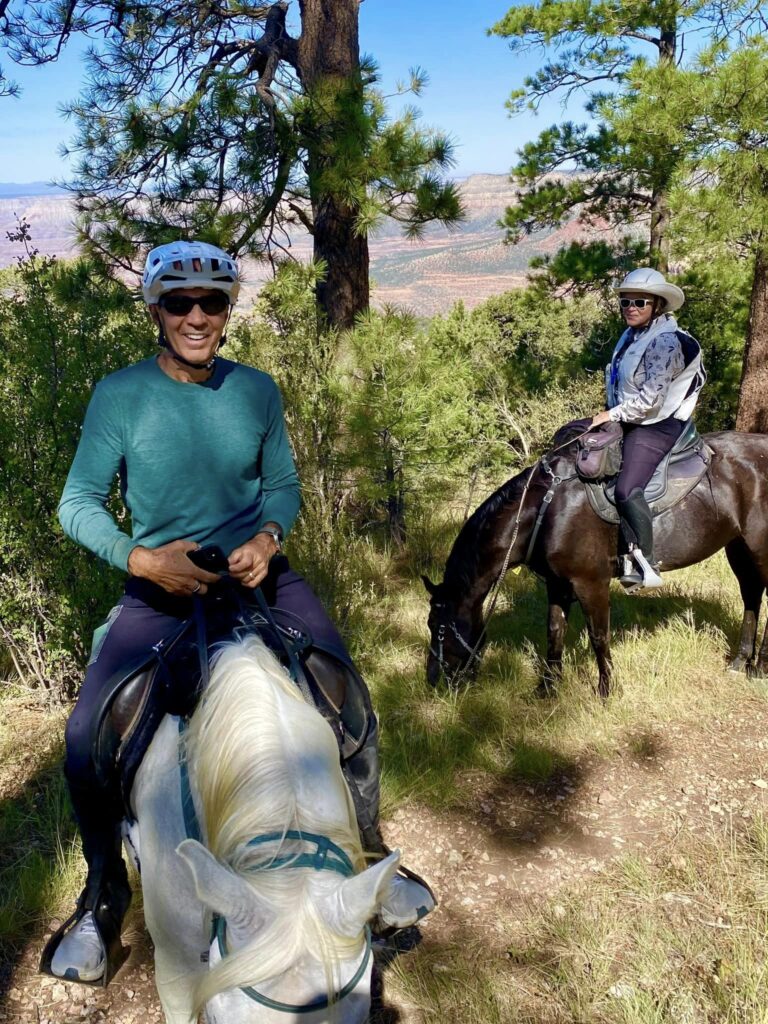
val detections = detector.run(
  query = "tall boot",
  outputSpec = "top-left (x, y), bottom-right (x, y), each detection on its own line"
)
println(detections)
top-left (340, 675), bottom-right (436, 931)
top-left (40, 783), bottom-right (132, 987)
top-left (617, 488), bottom-right (663, 591)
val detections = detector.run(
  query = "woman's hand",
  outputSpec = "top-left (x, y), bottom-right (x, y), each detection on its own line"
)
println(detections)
top-left (590, 409), bottom-right (613, 429)
top-left (228, 532), bottom-right (280, 588)
top-left (127, 539), bottom-right (220, 596)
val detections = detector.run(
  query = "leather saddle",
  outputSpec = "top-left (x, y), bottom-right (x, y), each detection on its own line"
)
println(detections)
top-left (583, 420), bottom-right (712, 524)
top-left (90, 592), bottom-right (371, 819)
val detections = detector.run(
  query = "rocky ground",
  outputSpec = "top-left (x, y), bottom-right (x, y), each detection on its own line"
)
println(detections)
top-left (1, 699), bottom-right (767, 1023)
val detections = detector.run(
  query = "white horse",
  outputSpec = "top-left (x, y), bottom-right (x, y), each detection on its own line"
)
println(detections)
top-left (129, 633), bottom-right (400, 1023)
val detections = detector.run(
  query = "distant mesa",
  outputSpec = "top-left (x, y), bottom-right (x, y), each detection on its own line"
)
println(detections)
top-left (0, 181), bottom-right (67, 199)
top-left (0, 174), bottom-right (597, 315)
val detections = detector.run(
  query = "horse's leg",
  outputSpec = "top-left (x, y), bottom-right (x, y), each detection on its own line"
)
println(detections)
top-left (572, 578), bottom-right (613, 699)
top-left (738, 538), bottom-right (768, 678)
top-left (725, 538), bottom-right (764, 673)
top-left (537, 577), bottom-right (574, 697)
top-left (753, 612), bottom-right (768, 678)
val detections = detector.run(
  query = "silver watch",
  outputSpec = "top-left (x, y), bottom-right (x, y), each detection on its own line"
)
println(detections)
top-left (258, 527), bottom-right (283, 551)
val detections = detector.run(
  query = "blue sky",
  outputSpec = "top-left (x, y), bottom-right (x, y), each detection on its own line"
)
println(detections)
top-left (1, 0), bottom-right (581, 183)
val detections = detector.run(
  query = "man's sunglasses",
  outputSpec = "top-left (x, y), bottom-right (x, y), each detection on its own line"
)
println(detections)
top-left (158, 292), bottom-right (230, 316)
top-left (619, 297), bottom-right (655, 310)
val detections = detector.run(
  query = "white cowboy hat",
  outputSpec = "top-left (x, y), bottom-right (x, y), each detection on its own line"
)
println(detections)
top-left (615, 267), bottom-right (685, 312)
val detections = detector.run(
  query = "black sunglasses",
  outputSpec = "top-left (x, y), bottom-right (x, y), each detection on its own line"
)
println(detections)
top-left (619, 297), bottom-right (655, 310)
top-left (159, 292), bottom-right (230, 316)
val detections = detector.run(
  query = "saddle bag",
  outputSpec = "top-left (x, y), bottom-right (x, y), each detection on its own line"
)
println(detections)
top-left (576, 421), bottom-right (623, 480)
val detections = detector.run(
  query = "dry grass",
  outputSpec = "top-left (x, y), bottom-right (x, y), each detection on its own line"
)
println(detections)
top-left (2, 533), bottom-right (767, 1022)
top-left (383, 817), bottom-right (768, 1023)
top-left (358, 548), bottom-right (760, 814)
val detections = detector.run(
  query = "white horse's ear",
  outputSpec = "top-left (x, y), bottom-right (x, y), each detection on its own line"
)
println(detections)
top-left (177, 839), bottom-right (269, 934)
top-left (317, 850), bottom-right (401, 938)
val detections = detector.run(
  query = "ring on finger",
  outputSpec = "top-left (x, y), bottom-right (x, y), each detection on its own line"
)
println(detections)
top-left (192, 581), bottom-right (201, 594)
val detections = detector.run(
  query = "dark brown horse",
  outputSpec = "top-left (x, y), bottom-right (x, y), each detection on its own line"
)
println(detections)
top-left (423, 431), bottom-right (768, 697)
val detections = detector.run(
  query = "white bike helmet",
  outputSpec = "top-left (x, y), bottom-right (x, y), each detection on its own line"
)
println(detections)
top-left (142, 240), bottom-right (241, 304)
top-left (615, 267), bottom-right (684, 312)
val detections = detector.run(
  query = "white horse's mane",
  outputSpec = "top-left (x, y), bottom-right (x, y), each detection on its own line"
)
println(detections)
top-left (182, 634), bottom-right (365, 1009)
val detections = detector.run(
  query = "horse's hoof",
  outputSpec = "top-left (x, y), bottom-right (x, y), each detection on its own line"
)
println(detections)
top-left (727, 656), bottom-right (749, 674)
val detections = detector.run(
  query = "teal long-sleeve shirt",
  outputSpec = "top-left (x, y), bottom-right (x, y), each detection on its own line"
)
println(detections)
top-left (58, 357), bottom-right (301, 572)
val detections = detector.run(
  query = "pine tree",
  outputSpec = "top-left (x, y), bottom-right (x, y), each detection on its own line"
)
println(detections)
top-left (1, 0), bottom-right (464, 328)
top-left (490, 0), bottom-right (765, 277)
top-left (646, 40), bottom-right (768, 432)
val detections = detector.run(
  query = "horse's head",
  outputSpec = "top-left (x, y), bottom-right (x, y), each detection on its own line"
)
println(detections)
top-left (167, 636), bottom-right (404, 1023)
top-left (179, 838), bottom-right (400, 1023)
top-left (422, 575), bottom-right (485, 687)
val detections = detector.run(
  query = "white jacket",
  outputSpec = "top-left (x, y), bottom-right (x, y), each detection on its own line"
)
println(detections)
top-left (605, 314), bottom-right (706, 425)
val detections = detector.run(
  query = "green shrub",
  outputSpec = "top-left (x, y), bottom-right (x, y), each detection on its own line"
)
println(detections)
top-left (0, 235), bottom-right (154, 697)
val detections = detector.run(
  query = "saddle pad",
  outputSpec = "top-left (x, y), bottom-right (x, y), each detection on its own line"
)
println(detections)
top-left (584, 445), bottom-right (712, 524)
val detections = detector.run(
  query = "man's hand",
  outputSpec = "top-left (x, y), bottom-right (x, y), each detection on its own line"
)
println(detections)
top-left (228, 532), bottom-right (280, 589)
top-left (590, 409), bottom-right (613, 429)
top-left (127, 539), bottom-right (220, 597)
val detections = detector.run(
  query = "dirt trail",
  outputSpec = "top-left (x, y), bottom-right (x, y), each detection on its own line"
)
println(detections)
top-left (2, 702), bottom-right (768, 1023)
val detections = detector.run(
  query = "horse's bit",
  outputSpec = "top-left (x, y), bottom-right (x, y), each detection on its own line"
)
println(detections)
top-left (428, 609), bottom-right (483, 679)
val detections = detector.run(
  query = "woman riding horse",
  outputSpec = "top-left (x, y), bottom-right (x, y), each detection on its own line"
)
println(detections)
top-left (590, 268), bottom-right (706, 591)
top-left (45, 240), bottom-right (434, 986)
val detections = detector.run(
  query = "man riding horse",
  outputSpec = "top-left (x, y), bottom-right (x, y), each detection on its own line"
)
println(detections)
top-left (45, 240), bottom-right (434, 985)
top-left (590, 268), bottom-right (706, 590)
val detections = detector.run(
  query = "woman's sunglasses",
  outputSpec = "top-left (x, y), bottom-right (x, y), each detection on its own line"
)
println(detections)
top-left (619, 297), bottom-right (655, 310)
top-left (159, 292), bottom-right (230, 316)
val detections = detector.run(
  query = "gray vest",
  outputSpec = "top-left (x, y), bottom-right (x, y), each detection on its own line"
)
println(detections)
top-left (606, 316), bottom-right (706, 424)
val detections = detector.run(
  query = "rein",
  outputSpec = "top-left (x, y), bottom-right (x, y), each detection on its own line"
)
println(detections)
top-left (431, 428), bottom-right (589, 685)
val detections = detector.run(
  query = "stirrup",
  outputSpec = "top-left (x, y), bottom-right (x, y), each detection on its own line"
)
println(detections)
top-left (374, 858), bottom-right (437, 935)
top-left (40, 881), bottom-right (131, 988)
top-left (622, 548), bottom-right (663, 593)
top-left (619, 554), bottom-right (642, 588)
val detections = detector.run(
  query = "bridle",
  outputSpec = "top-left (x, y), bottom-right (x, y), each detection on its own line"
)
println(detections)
top-left (179, 726), bottom-right (371, 1015)
top-left (428, 613), bottom-right (484, 675)
top-left (213, 830), bottom-right (372, 1015)
top-left (428, 429), bottom-right (588, 686)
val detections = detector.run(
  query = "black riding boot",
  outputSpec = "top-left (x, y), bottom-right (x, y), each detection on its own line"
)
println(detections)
top-left (618, 487), bottom-right (654, 557)
top-left (40, 781), bottom-right (132, 987)
top-left (617, 487), bottom-right (662, 590)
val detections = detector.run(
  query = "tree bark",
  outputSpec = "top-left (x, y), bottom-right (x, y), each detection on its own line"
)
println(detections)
top-left (297, 0), bottom-right (370, 329)
top-left (648, 188), bottom-right (670, 273)
top-left (736, 247), bottom-right (768, 434)
top-left (646, 23), bottom-right (676, 273)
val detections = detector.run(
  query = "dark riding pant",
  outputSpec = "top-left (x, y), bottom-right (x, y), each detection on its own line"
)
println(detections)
top-left (64, 555), bottom-right (380, 878)
top-left (615, 417), bottom-right (686, 556)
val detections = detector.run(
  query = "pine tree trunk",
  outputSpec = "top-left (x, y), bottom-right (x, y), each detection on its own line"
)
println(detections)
top-left (736, 247), bottom-right (768, 434)
top-left (648, 188), bottom-right (670, 273)
top-left (647, 26), bottom-right (676, 273)
top-left (298, 0), bottom-right (370, 329)
top-left (313, 193), bottom-right (370, 331)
